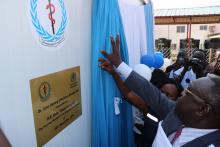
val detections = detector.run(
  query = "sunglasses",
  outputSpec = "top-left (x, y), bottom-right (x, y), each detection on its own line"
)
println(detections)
top-left (185, 88), bottom-right (214, 113)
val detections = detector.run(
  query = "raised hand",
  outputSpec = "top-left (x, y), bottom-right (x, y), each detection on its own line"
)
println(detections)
top-left (101, 34), bottom-right (122, 67)
top-left (98, 58), bottom-right (115, 74)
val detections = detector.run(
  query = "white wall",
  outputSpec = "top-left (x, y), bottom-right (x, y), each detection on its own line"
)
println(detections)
top-left (0, 0), bottom-right (91, 147)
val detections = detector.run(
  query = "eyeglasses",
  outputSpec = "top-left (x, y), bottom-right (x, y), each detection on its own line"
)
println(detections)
top-left (185, 88), bottom-right (214, 112)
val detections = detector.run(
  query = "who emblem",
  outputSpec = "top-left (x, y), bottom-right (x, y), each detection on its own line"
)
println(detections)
top-left (30, 0), bottom-right (68, 47)
top-left (38, 82), bottom-right (51, 102)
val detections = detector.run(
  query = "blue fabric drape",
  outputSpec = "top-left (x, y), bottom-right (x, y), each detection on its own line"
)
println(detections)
top-left (91, 0), bottom-right (134, 147)
top-left (145, 2), bottom-right (155, 55)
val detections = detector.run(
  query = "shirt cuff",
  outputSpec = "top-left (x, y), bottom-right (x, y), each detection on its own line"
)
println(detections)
top-left (116, 62), bottom-right (132, 80)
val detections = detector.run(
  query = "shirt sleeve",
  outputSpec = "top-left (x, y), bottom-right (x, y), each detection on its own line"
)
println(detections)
top-left (116, 62), bottom-right (132, 80)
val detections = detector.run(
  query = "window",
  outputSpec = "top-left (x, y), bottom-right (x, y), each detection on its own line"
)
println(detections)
top-left (200, 25), bottom-right (207, 30)
top-left (177, 26), bottom-right (185, 33)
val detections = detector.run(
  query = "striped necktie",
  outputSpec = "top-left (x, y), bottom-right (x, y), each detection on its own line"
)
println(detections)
top-left (171, 126), bottom-right (184, 145)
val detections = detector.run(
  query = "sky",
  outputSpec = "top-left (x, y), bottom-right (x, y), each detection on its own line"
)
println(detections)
top-left (151, 0), bottom-right (220, 9)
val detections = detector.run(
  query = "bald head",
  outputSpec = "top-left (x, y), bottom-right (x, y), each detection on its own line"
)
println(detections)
top-left (206, 74), bottom-right (220, 114)
top-left (190, 74), bottom-right (220, 113)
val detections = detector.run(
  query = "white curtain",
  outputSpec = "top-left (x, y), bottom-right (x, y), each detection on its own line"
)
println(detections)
top-left (118, 0), bottom-right (148, 68)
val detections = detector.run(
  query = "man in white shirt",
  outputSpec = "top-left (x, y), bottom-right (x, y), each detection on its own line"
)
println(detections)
top-left (99, 35), bottom-right (220, 147)
top-left (173, 49), bottom-right (208, 89)
top-left (166, 50), bottom-right (187, 79)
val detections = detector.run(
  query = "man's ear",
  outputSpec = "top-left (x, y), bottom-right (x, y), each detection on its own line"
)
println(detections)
top-left (196, 103), bottom-right (212, 117)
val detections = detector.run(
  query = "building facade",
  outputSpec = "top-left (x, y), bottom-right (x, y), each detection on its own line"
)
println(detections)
top-left (155, 23), bottom-right (220, 50)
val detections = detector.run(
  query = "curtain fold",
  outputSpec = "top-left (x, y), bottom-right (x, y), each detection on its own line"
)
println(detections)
top-left (145, 2), bottom-right (155, 55)
top-left (91, 0), bottom-right (134, 147)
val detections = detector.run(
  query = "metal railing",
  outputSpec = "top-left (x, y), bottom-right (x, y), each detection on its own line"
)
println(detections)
top-left (156, 48), bottom-right (220, 64)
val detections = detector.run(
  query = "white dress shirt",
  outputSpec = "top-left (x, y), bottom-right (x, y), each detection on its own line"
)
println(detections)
top-left (116, 62), bottom-right (132, 80)
top-left (174, 67), bottom-right (196, 89)
top-left (169, 128), bottom-right (217, 147)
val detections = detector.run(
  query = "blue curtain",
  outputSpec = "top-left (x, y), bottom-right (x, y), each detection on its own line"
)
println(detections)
top-left (91, 0), bottom-right (134, 147)
top-left (145, 2), bottom-right (155, 55)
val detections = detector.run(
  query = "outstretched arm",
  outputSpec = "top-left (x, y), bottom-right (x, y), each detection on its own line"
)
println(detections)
top-left (99, 58), bottom-right (148, 114)
top-left (100, 35), bottom-right (175, 119)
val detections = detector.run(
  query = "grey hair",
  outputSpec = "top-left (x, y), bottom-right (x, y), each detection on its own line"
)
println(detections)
top-left (207, 74), bottom-right (220, 114)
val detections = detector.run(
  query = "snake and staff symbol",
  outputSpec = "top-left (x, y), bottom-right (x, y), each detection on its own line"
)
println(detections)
top-left (46, 0), bottom-right (56, 34)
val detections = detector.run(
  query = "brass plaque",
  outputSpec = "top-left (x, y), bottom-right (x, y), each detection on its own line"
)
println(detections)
top-left (30, 66), bottom-right (82, 147)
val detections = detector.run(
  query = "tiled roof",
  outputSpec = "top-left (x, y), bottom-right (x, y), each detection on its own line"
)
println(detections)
top-left (154, 6), bottom-right (220, 17)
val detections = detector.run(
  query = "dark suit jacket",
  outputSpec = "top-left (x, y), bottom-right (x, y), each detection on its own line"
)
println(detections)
top-left (125, 71), bottom-right (220, 146)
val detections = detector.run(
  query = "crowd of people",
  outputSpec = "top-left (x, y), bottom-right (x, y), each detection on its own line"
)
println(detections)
top-left (99, 35), bottom-right (220, 147)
